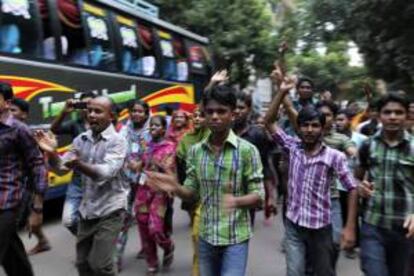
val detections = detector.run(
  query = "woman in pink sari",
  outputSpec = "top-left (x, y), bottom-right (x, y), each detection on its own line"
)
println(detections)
top-left (134, 115), bottom-right (175, 274)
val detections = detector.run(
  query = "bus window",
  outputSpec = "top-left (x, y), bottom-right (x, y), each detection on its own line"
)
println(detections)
top-left (173, 36), bottom-right (188, 81)
top-left (57, 0), bottom-right (88, 65)
top-left (186, 40), bottom-right (211, 75)
top-left (0, 0), bottom-right (42, 56)
top-left (137, 23), bottom-right (158, 77)
top-left (157, 30), bottom-right (177, 80)
top-left (81, 1), bottom-right (116, 70)
top-left (113, 14), bottom-right (140, 75)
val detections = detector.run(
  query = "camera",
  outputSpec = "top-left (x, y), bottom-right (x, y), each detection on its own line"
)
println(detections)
top-left (72, 101), bottom-right (88, 110)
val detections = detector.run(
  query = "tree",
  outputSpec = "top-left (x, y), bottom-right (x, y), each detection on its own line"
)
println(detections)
top-left (151, 0), bottom-right (278, 87)
top-left (286, 0), bottom-right (414, 91)
top-left (273, 0), bottom-right (372, 99)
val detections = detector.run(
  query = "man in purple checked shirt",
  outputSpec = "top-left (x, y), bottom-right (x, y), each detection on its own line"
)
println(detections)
top-left (264, 77), bottom-right (358, 276)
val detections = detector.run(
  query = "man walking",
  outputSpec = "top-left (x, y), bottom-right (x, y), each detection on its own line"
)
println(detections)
top-left (264, 79), bottom-right (358, 276)
top-left (0, 82), bottom-right (47, 276)
top-left (147, 85), bottom-right (265, 276)
top-left (356, 93), bottom-right (414, 276)
top-left (45, 96), bottom-right (128, 276)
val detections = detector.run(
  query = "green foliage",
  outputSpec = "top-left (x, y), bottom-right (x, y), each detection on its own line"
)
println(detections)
top-left (275, 0), bottom-right (372, 100)
top-left (150, 0), bottom-right (278, 87)
top-left (280, 0), bottom-right (414, 92)
top-left (344, 1), bottom-right (414, 91)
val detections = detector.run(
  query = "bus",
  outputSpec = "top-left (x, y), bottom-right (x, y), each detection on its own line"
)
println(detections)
top-left (0, 0), bottom-right (212, 200)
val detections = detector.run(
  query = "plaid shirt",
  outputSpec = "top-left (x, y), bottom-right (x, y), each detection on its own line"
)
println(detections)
top-left (272, 127), bottom-right (356, 229)
top-left (358, 130), bottom-right (414, 230)
top-left (323, 129), bottom-right (356, 195)
top-left (0, 115), bottom-right (48, 210)
top-left (184, 130), bottom-right (264, 246)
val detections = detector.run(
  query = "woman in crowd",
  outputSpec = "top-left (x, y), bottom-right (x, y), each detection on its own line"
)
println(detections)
top-left (116, 100), bottom-right (151, 270)
top-left (134, 115), bottom-right (176, 274)
top-left (176, 106), bottom-right (210, 276)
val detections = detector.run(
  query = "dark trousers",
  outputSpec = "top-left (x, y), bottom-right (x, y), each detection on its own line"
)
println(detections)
top-left (76, 210), bottom-right (124, 276)
top-left (0, 209), bottom-right (34, 276)
top-left (360, 222), bottom-right (414, 276)
top-left (285, 219), bottom-right (335, 276)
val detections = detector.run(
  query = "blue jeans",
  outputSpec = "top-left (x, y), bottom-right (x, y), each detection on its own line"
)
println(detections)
top-left (330, 198), bottom-right (342, 245)
top-left (198, 238), bottom-right (249, 276)
top-left (285, 219), bottom-right (334, 276)
top-left (62, 174), bottom-right (83, 234)
top-left (360, 222), bottom-right (414, 276)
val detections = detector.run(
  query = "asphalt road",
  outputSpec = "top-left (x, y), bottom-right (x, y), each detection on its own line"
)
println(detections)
top-left (1, 200), bottom-right (360, 276)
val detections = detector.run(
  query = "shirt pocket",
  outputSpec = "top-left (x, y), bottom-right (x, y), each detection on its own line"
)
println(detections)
top-left (397, 155), bottom-right (414, 181)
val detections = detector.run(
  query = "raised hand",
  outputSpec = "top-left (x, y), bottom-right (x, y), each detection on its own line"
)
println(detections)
top-left (33, 130), bottom-right (58, 153)
top-left (280, 76), bottom-right (296, 93)
top-left (210, 70), bottom-right (229, 84)
top-left (270, 63), bottom-right (284, 86)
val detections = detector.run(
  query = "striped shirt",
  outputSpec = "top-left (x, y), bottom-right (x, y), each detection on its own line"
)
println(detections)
top-left (358, 130), bottom-right (414, 230)
top-left (70, 124), bottom-right (129, 219)
top-left (184, 130), bottom-right (264, 245)
top-left (272, 127), bottom-right (356, 229)
top-left (0, 115), bottom-right (48, 210)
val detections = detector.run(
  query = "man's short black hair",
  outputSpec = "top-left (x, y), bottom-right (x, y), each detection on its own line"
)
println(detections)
top-left (0, 82), bottom-right (14, 101)
top-left (80, 92), bottom-right (96, 100)
top-left (235, 91), bottom-right (252, 108)
top-left (202, 85), bottom-right (237, 110)
top-left (296, 77), bottom-right (314, 90)
top-left (11, 98), bottom-right (30, 113)
top-left (297, 106), bottom-right (326, 127)
top-left (128, 99), bottom-right (150, 116)
top-left (316, 100), bottom-right (339, 116)
top-left (377, 92), bottom-right (409, 112)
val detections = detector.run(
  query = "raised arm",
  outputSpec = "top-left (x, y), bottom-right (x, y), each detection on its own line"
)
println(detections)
top-left (264, 78), bottom-right (294, 134)
top-left (50, 99), bottom-right (74, 134)
top-left (204, 70), bottom-right (229, 92)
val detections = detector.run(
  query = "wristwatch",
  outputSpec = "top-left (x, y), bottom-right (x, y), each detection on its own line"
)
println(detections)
top-left (31, 205), bottom-right (43, 214)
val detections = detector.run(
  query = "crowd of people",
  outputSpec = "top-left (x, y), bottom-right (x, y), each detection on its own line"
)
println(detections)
top-left (0, 61), bottom-right (413, 276)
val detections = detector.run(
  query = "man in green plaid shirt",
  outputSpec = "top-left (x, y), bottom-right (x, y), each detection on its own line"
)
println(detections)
top-left (147, 85), bottom-right (264, 276)
top-left (356, 93), bottom-right (414, 276)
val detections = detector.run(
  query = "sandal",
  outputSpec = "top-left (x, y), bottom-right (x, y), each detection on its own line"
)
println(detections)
top-left (162, 243), bottom-right (174, 268)
top-left (27, 242), bottom-right (51, 255)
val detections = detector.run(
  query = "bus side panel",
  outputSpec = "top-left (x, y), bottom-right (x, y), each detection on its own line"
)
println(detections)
top-left (0, 57), bottom-right (195, 200)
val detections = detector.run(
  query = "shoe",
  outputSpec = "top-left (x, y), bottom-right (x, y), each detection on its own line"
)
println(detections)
top-left (136, 249), bottom-right (146, 259)
top-left (162, 243), bottom-right (174, 268)
top-left (27, 241), bottom-right (51, 255)
top-left (147, 266), bottom-right (158, 275)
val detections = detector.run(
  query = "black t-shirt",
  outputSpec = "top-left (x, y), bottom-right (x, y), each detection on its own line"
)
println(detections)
top-left (54, 119), bottom-right (86, 139)
top-left (238, 125), bottom-right (275, 179)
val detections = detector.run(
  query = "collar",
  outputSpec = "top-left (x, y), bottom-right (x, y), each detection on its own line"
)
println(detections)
top-left (298, 141), bottom-right (327, 155)
top-left (202, 129), bottom-right (238, 150)
top-left (127, 119), bottom-right (149, 135)
top-left (374, 129), bottom-right (411, 145)
top-left (0, 113), bottom-right (14, 127)
top-left (83, 123), bottom-right (116, 142)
